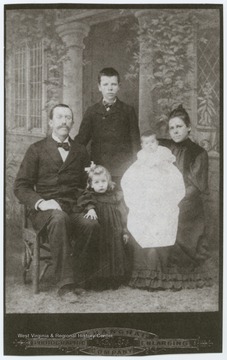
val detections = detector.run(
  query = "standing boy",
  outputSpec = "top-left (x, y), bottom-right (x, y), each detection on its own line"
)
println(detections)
top-left (76, 67), bottom-right (140, 187)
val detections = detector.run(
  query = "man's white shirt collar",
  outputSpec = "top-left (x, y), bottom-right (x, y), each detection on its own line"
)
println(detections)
top-left (52, 133), bottom-right (70, 144)
top-left (52, 133), bottom-right (70, 162)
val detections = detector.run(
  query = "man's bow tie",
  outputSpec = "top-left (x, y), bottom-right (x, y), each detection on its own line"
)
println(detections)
top-left (57, 142), bottom-right (70, 151)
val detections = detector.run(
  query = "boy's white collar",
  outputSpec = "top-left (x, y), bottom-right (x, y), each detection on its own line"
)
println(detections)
top-left (102, 98), bottom-right (117, 105)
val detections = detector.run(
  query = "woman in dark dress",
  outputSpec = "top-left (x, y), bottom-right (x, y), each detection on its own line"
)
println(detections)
top-left (128, 105), bottom-right (212, 290)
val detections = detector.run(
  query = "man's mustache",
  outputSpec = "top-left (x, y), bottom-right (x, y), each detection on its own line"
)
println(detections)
top-left (57, 125), bottom-right (70, 130)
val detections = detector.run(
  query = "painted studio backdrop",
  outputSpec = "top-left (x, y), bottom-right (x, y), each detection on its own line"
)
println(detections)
top-left (5, 6), bottom-right (220, 256)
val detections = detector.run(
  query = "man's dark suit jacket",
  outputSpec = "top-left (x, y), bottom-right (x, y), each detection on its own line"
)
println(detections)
top-left (76, 98), bottom-right (140, 177)
top-left (14, 136), bottom-right (89, 233)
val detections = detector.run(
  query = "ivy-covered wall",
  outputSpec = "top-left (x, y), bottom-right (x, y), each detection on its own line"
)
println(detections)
top-left (81, 11), bottom-right (220, 250)
top-left (5, 8), bottom-right (221, 252)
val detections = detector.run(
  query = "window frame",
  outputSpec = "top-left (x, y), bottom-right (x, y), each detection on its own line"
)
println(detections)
top-left (9, 40), bottom-right (47, 136)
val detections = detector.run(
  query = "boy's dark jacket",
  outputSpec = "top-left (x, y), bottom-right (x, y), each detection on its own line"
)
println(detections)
top-left (76, 98), bottom-right (140, 177)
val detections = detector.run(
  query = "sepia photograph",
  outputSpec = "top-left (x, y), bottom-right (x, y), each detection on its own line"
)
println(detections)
top-left (4, 1), bottom-right (223, 356)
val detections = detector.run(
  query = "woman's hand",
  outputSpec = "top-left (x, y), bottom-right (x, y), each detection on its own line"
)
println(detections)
top-left (84, 209), bottom-right (98, 220)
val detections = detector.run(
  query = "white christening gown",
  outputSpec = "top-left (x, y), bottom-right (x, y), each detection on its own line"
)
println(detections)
top-left (121, 146), bottom-right (185, 248)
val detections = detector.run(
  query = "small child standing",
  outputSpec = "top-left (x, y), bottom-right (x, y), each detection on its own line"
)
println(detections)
top-left (121, 130), bottom-right (185, 249)
top-left (76, 163), bottom-right (130, 290)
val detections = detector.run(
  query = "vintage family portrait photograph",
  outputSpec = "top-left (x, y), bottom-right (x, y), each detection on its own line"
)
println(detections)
top-left (4, 1), bottom-right (223, 357)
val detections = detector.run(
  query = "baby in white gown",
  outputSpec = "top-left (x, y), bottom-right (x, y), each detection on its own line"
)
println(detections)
top-left (121, 130), bottom-right (185, 248)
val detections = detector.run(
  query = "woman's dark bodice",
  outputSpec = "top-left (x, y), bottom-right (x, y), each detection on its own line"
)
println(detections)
top-left (159, 138), bottom-right (209, 197)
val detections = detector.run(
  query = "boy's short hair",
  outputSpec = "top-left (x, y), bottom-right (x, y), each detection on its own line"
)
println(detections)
top-left (98, 67), bottom-right (120, 84)
top-left (140, 130), bottom-right (157, 140)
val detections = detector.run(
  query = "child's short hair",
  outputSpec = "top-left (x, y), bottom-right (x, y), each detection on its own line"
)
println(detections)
top-left (86, 164), bottom-right (115, 191)
top-left (98, 67), bottom-right (120, 84)
top-left (140, 130), bottom-right (157, 140)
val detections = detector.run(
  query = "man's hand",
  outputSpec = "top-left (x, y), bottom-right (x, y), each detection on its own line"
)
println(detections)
top-left (84, 209), bottom-right (98, 220)
top-left (38, 199), bottom-right (62, 211)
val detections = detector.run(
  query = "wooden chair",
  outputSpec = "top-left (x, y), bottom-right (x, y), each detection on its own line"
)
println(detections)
top-left (21, 205), bottom-right (52, 294)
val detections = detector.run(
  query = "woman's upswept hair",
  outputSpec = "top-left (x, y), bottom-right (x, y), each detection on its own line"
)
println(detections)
top-left (168, 104), bottom-right (191, 127)
top-left (86, 164), bottom-right (115, 191)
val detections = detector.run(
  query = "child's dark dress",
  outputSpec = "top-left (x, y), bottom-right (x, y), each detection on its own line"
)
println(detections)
top-left (77, 189), bottom-right (129, 289)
